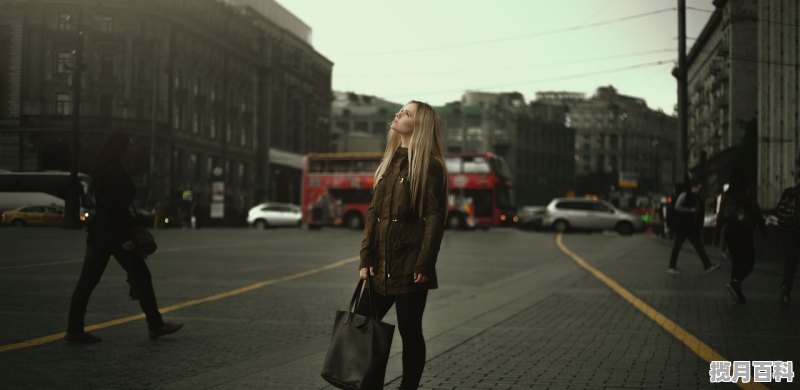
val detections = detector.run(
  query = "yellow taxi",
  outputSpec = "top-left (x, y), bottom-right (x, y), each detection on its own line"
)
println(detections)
top-left (1, 205), bottom-right (65, 227)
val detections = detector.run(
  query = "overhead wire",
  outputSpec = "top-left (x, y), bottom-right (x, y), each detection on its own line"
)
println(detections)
top-left (332, 7), bottom-right (678, 58)
top-left (336, 48), bottom-right (677, 78)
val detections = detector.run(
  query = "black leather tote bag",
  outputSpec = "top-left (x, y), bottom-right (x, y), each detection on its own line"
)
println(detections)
top-left (321, 278), bottom-right (395, 390)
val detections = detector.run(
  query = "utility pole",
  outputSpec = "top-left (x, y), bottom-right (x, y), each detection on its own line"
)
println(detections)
top-left (677, 0), bottom-right (689, 180)
top-left (149, 47), bottom-right (160, 206)
top-left (64, 15), bottom-right (84, 229)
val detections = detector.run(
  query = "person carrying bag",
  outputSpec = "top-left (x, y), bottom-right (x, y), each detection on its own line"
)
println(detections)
top-left (321, 277), bottom-right (395, 390)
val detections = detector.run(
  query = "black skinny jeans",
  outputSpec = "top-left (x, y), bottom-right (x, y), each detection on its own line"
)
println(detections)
top-left (669, 227), bottom-right (712, 269)
top-left (724, 223), bottom-right (755, 283)
top-left (67, 244), bottom-right (164, 333)
top-left (356, 288), bottom-right (428, 390)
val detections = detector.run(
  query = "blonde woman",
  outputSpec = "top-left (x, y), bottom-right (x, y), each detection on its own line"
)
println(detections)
top-left (357, 100), bottom-right (448, 389)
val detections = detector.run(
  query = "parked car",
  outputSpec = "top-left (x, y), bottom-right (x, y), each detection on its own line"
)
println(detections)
top-left (542, 197), bottom-right (642, 236)
top-left (1, 204), bottom-right (65, 227)
top-left (517, 206), bottom-right (546, 230)
top-left (247, 203), bottom-right (302, 228)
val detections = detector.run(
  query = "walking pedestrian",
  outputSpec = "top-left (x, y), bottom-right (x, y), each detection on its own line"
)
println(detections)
top-left (776, 158), bottom-right (800, 309)
top-left (713, 172), bottom-right (764, 304)
top-left (357, 100), bottom-right (448, 390)
top-left (65, 132), bottom-right (182, 343)
top-left (668, 179), bottom-right (721, 274)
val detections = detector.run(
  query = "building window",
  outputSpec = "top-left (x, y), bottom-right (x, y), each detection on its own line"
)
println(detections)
top-left (210, 116), bottom-right (217, 139)
top-left (609, 134), bottom-right (619, 150)
top-left (58, 13), bottom-right (73, 31)
top-left (56, 52), bottom-right (72, 74)
top-left (240, 125), bottom-right (247, 147)
top-left (94, 15), bottom-right (113, 33)
top-left (238, 163), bottom-right (245, 184)
top-left (99, 95), bottom-right (113, 118)
top-left (188, 153), bottom-right (198, 180)
top-left (55, 93), bottom-right (71, 115)
top-left (100, 53), bottom-right (114, 79)
top-left (173, 107), bottom-right (181, 130)
top-left (192, 112), bottom-right (199, 134)
top-left (226, 123), bottom-right (232, 143)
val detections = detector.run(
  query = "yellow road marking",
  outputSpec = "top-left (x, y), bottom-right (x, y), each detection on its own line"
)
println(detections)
top-left (0, 256), bottom-right (359, 353)
top-left (0, 259), bottom-right (83, 270)
top-left (555, 233), bottom-right (768, 390)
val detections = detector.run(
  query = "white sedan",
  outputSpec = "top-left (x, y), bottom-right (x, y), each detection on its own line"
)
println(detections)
top-left (247, 203), bottom-right (302, 228)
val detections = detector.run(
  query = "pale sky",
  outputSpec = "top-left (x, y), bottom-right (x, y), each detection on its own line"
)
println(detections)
top-left (277, 0), bottom-right (715, 113)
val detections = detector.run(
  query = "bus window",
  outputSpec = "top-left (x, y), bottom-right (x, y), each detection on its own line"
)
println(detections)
top-left (353, 159), bottom-right (379, 174)
top-left (445, 157), bottom-right (461, 174)
top-left (463, 157), bottom-right (490, 173)
top-left (490, 158), bottom-right (513, 179)
top-left (329, 160), bottom-right (351, 173)
top-left (309, 160), bottom-right (327, 173)
top-left (495, 183), bottom-right (515, 210)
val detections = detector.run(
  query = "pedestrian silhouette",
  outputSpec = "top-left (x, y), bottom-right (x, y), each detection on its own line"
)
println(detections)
top-left (65, 132), bottom-right (182, 343)
top-left (668, 179), bottom-right (721, 274)
top-left (776, 156), bottom-right (800, 309)
top-left (713, 170), bottom-right (764, 304)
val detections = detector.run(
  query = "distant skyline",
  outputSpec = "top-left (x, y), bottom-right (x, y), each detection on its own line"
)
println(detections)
top-left (277, 0), bottom-right (715, 113)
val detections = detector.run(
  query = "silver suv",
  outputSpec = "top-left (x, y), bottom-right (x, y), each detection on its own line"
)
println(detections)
top-left (542, 198), bottom-right (642, 235)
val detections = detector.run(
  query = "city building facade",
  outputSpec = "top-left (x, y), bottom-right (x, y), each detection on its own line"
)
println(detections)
top-left (685, 0), bottom-right (758, 197)
top-left (442, 91), bottom-right (575, 206)
top-left (542, 87), bottom-right (679, 206)
top-left (0, 0), bottom-right (332, 223)
top-left (330, 91), bottom-right (400, 153)
top-left (757, 0), bottom-right (800, 208)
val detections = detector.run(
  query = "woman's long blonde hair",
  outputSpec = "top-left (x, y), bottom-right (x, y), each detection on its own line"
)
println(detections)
top-left (374, 100), bottom-right (447, 218)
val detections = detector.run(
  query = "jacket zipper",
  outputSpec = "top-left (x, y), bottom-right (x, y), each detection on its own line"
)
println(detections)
top-left (384, 164), bottom-right (403, 293)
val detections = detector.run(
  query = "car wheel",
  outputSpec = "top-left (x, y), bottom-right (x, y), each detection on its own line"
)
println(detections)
top-left (255, 219), bottom-right (268, 230)
top-left (344, 213), bottom-right (363, 230)
top-left (11, 219), bottom-right (25, 227)
top-left (552, 219), bottom-right (569, 233)
top-left (446, 213), bottom-right (463, 230)
top-left (616, 221), bottom-right (634, 236)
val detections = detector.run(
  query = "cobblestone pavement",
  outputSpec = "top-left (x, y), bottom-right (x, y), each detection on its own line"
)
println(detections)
top-left (410, 233), bottom-right (799, 390)
top-left (0, 227), bottom-right (796, 389)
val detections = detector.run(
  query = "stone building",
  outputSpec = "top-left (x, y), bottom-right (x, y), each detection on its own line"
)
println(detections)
top-left (543, 86), bottom-right (678, 205)
top-left (0, 0), bottom-right (332, 222)
top-left (757, 0), bottom-right (800, 208)
top-left (330, 91), bottom-right (400, 153)
top-left (685, 0), bottom-right (758, 196)
top-left (442, 91), bottom-right (575, 206)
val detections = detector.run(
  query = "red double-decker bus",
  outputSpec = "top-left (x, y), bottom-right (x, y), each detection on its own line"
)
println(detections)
top-left (301, 152), bottom-right (515, 229)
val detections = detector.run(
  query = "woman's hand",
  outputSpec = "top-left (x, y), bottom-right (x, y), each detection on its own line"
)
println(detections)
top-left (413, 273), bottom-right (428, 284)
top-left (359, 267), bottom-right (374, 280)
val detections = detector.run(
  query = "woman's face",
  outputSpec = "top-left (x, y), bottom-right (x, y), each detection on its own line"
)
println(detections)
top-left (391, 103), bottom-right (417, 136)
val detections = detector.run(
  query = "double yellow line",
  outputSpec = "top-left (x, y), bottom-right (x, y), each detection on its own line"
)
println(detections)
top-left (555, 233), bottom-right (768, 390)
top-left (0, 256), bottom-right (359, 353)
